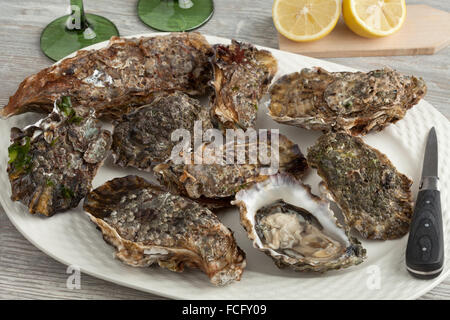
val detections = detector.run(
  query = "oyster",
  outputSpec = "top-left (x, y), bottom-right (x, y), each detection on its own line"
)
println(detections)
top-left (2, 33), bottom-right (213, 120)
top-left (210, 40), bottom-right (277, 129)
top-left (233, 174), bottom-right (366, 272)
top-left (268, 67), bottom-right (427, 135)
top-left (307, 132), bottom-right (413, 240)
top-left (112, 92), bottom-right (213, 170)
top-left (7, 97), bottom-right (111, 216)
top-left (83, 175), bottom-right (246, 286)
top-left (154, 132), bottom-right (308, 207)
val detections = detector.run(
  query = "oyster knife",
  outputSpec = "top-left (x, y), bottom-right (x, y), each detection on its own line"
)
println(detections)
top-left (406, 127), bottom-right (444, 279)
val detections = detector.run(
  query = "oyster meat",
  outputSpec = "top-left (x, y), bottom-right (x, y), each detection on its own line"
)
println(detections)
top-left (7, 97), bottom-right (111, 216)
top-left (269, 67), bottom-right (427, 135)
top-left (233, 174), bottom-right (366, 272)
top-left (112, 92), bottom-right (213, 170)
top-left (83, 175), bottom-right (246, 286)
top-left (210, 40), bottom-right (277, 129)
top-left (154, 132), bottom-right (308, 207)
top-left (2, 33), bottom-right (213, 120)
top-left (307, 132), bottom-right (413, 240)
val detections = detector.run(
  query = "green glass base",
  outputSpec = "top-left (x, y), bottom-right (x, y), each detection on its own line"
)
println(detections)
top-left (138, 0), bottom-right (214, 32)
top-left (40, 13), bottom-right (119, 61)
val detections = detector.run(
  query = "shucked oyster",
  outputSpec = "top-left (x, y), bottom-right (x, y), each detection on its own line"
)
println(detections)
top-left (83, 175), bottom-right (246, 286)
top-left (7, 97), bottom-right (111, 216)
top-left (233, 174), bottom-right (366, 272)
top-left (210, 40), bottom-right (277, 129)
top-left (307, 132), bottom-right (413, 240)
top-left (112, 92), bottom-right (213, 170)
top-left (1, 33), bottom-right (213, 120)
top-left (269, 67), bottom-right (426, 135)
top-left (154, 132), bottom-right (308, 208)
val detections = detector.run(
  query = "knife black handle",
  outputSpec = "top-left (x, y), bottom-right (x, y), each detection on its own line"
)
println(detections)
top-left (406, 189), bottom-right (444, 279)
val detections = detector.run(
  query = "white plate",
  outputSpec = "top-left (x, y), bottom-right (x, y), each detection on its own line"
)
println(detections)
top-left (1, 34), bottom-right (449, 300)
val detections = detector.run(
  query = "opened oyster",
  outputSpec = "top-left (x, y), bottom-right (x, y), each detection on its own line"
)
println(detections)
top-left (210, 40), bottom-right (277, 129)
top-left (268, 67), bottom-right (426, 135)
top-left (7, 97), bottom-right (111, 216)
top-left (307, 132), bottom-right (413, 240)
top-left (112, 92), bottom-right (213, 170)
top-left (2, 32), bottom-right (213, 120)
top-left (233, 174), bottom-right (366, 272)
top-left (154, 132), bottom-right (308, 208)
top-left (83, 175), bottom-right (246, 286)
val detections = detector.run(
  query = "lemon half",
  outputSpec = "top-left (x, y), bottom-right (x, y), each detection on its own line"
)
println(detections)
top-left (273, 0), bottom-right (341, 42)
top-left (343, 0), bottom-right (406, 38)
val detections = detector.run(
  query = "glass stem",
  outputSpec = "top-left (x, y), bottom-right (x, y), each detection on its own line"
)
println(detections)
top-left (67, 0), bottom-right (89, 31)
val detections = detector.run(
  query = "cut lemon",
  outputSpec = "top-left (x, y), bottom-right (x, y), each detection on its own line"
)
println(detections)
top-left (343, 0), bottom-right (406, 38)
top-left (273, 0), bottom-right (340, 42)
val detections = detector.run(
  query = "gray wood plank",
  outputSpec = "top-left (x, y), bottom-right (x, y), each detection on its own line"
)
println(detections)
top-left (0, 0), bottom-right (449, 300)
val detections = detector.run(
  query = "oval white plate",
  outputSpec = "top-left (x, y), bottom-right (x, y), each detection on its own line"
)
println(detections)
top-left (1, 34), bottom-right (449, 300)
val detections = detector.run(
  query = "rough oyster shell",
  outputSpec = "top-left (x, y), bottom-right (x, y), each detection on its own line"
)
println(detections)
top-left (1, 32), bottom-right (213, 120)
top-left (112, 92), bottom-right (213, 170)
top-left (83, 175), bottom-right (246, 286)
top-left (153, 132), bottom-right (308, 208)
top-left (210, 40), bottom-right (277, 129)
top-left (307, 132), bottom-right (413, 240)
top-left (233, 174), bottom-right (366, 272)
top-left (7, 98), bottom-right (111, 216)
top-left (268, 67), bottom-right (426, 135)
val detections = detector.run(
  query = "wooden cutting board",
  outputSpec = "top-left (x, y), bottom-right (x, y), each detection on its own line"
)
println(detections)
top-left (278, 4), bottom-right (450, 58)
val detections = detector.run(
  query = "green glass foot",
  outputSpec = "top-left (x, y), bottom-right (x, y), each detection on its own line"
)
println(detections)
top-left (40, 13), bottom-right (119, 61)
top-left (138, 0), bottom-right (214, 32)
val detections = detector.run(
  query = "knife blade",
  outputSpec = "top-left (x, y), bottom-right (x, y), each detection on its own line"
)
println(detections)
top-left (406, 127), bottom-right (444, 279)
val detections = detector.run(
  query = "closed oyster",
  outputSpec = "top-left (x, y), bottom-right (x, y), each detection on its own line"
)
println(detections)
top-left (154, 132), bottom-right (307, 208)
top-left (268, 67), bottom-right (426, 135)
top-left (233, 174), bottom-right (366, 272)
top-left (2, 32), bottom-right (213, 120)
top-left (307, 132), bottom-right (413, 240)
top-left (7, 97), bottom-right (111, 216)
top-left (210, 40), bottom-right (277, 129)
top-left (83, 175), bottom-right (246, 286)
top-left (112, 92), bottom-right (213, 170)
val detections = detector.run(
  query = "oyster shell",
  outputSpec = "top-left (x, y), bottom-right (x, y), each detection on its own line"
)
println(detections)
top-left (7, 97), bottom-right (111, 216)
top-left (233, 174), bottom-right (366, 272)
top-left (210, 40), bottom-right (277, 129)
top-left (112, 92), bottom-right (213, 170)
top-left (2, 33), bottom-right (213, 120)
top-left (268, 67), bottom-right (427, 135)
top-left (307, 132), bottom-right (413, 240)
top-left (83, 175), bottom-right (246, 286)
top-left (154, 132), bottom-right (308, 208)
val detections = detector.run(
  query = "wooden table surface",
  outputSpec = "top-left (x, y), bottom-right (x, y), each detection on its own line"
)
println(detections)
top-left (0, 0), bottom-right (449, 300)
